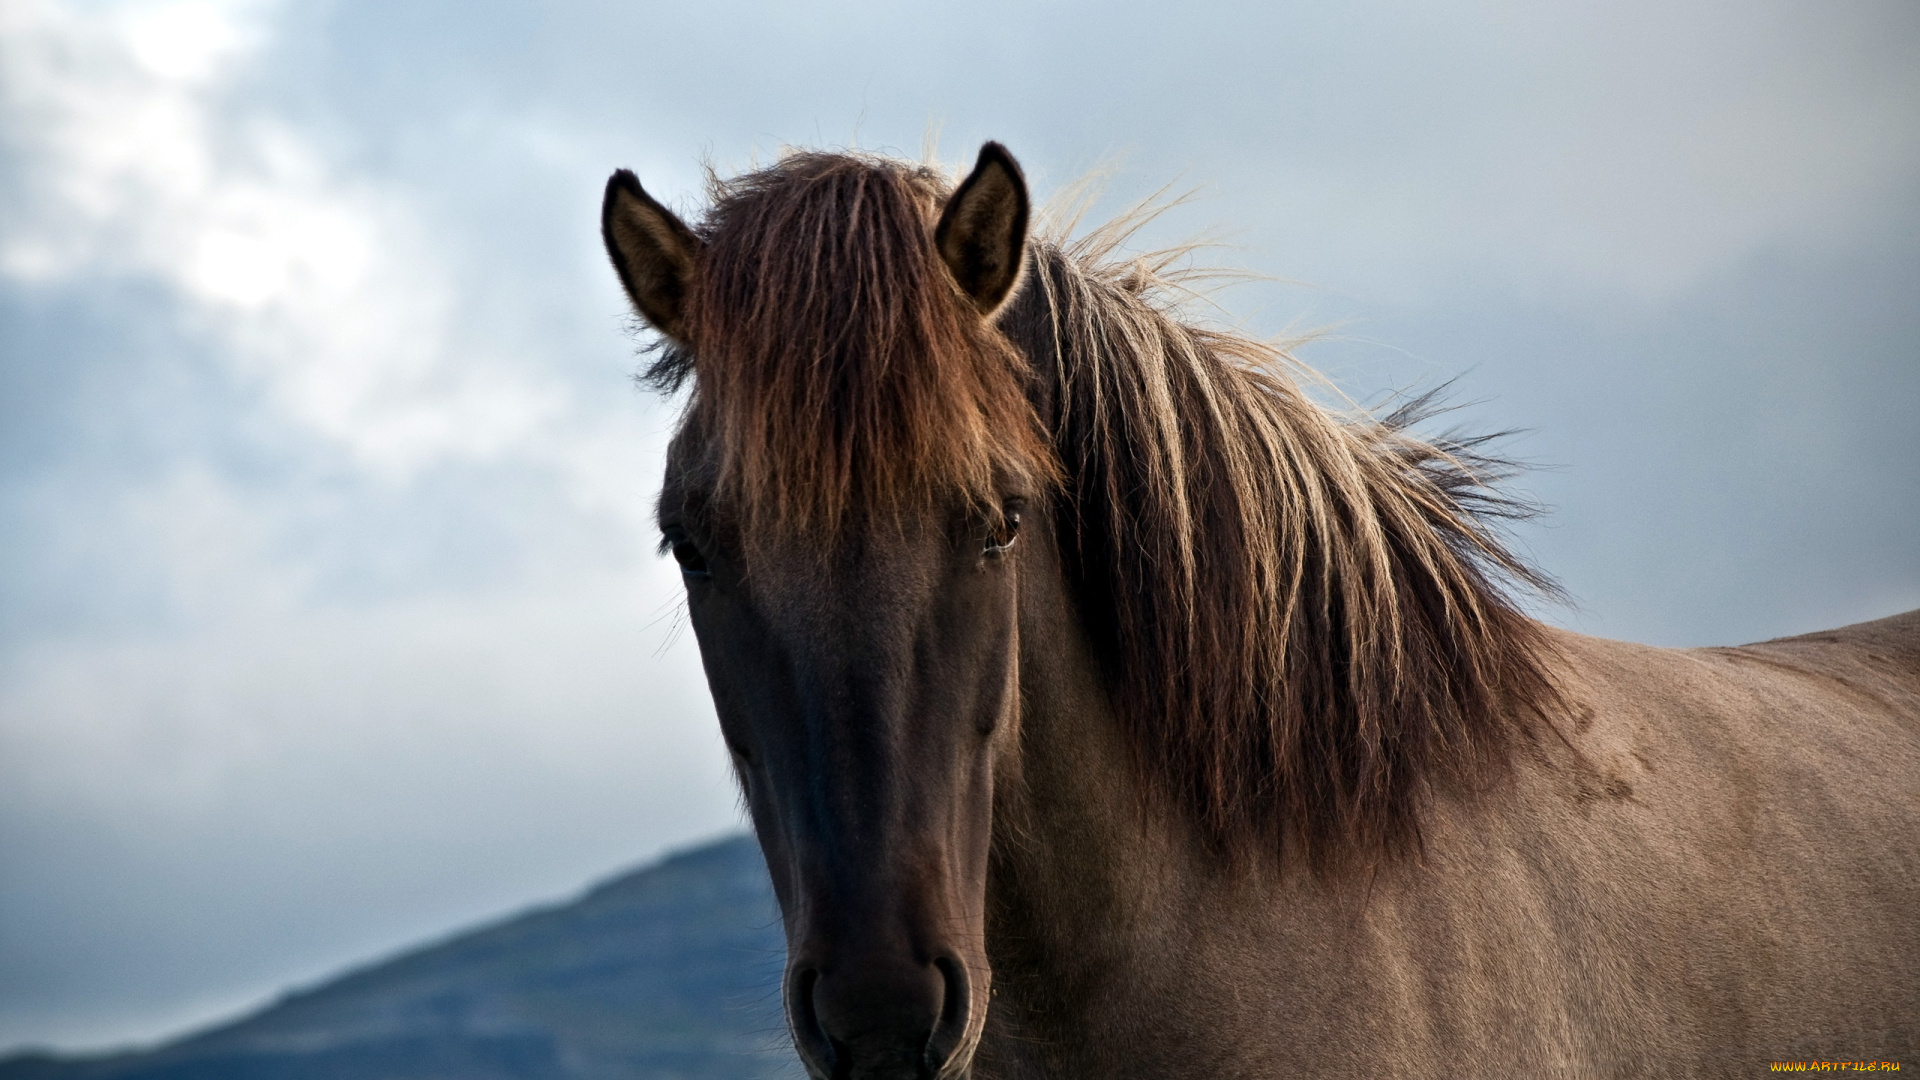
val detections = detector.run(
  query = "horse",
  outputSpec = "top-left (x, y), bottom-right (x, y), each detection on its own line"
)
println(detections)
top-left (599, 143), bottom-right (1920, 1079)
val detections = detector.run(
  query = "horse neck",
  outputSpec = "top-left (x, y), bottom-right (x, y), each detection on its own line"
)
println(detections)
top-left (984, 528), bottom-right (1222, 1070)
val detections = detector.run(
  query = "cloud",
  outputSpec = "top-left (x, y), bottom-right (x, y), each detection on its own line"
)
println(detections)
top-left (0, 1), bottom-right (734, 1049)
top-left (1076, 0), bottom-right (1920, 307)
top-left (0, 0), bottom-right (567, 478)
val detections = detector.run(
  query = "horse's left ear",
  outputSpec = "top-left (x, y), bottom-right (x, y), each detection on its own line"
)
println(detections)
top-left (936, 142), bottom-right (1030, 317)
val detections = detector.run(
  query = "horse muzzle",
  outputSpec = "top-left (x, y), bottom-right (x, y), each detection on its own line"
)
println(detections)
top-left (786, 947), bottom-right (981, 1080)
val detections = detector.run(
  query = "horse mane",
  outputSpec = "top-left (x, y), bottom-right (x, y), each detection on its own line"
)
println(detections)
top-left (645, 151), bottom-right (1055, 538)
top-left (650, 151), bottom-right (1562, 872)
top-left (999, 224), bottom-right (1564, 872)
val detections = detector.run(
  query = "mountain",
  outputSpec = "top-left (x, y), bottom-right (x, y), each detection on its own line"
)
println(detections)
top-left (0, 836), bottom-right (800, 1080)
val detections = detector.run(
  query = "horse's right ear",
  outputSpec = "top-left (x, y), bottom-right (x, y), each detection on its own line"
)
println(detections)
top-left (602, 170), bottom-right (703, 343)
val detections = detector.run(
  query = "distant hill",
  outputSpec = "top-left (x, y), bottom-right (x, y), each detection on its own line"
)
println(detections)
top-left (0, 836), bottom-right (800, 1080)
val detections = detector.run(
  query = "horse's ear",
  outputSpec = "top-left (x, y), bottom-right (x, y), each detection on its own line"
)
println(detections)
top-left (936, 142), bottom-right (1029, 317)
top-left (602, 170), bottom-right (703, 343)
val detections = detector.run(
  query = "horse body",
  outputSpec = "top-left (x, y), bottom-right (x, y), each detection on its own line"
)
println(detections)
top-left (977, 603), bottom-right (1920, 1078)
top-left (600, 144), bottom-right (1919, 1078)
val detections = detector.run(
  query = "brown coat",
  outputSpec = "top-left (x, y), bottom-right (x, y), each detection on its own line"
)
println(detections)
top-left (979, 607), bottom-right (1920, 1078)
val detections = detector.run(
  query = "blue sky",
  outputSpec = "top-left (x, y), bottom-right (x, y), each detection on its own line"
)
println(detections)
top-left (2, 0), bottom-right (1916, 1054)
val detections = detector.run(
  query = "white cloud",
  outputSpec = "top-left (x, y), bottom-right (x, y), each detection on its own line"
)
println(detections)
top-left (121, 0), bottom-right (252, 84)
top-left (0, 0), bottom-right (565, 478)
top-left (0, 4), bottom-right (731, 1050)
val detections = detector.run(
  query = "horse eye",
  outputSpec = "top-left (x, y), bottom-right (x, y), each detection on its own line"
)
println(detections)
top-left (667, 536), bottom-right (711, 580)
top-left (983, 508), bottom-right (1022, 557)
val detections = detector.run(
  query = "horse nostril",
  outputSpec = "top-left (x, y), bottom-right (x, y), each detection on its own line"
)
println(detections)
top-left (796, 955), bottom-right (974, 1077)
top-left (924, 956), bottom-right (973, 1075)
top-left (786, 966), bottom-right (836, 1076)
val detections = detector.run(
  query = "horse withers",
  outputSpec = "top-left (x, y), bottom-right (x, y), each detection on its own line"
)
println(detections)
top-left (600, 143), bottom-right (1920, 1079)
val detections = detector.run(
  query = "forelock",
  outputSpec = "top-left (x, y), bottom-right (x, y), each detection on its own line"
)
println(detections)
top-left (674, 152), bottom-right (1056, 540)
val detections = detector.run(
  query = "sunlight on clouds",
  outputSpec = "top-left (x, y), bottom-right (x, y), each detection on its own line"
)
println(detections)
top-left (0, 4), bottom-right (732, 1049)
top-left (121, 0), bottom-right (253, 84)
top-left (0, 0), bottom-right (560, 478)
top-left (181, 162), bottom-right (379, 310)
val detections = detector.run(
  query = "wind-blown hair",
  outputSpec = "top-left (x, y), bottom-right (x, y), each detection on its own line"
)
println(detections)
top-left (998, 229), bottom-right (1562, 871)
top-left (652, 151), bottom-right (1561, 870)
top-left (646, 152), bottom-right (1055, 537)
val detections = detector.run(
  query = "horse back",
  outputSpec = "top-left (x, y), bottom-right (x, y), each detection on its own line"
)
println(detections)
top-left (1724, 606), bottom-right (1920, 718)
top-left (1510, 610), bottom-right (1920, 1071)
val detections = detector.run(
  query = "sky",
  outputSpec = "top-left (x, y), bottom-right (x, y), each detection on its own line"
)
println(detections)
top-left (2, 0), bottom-right (1916, 1056)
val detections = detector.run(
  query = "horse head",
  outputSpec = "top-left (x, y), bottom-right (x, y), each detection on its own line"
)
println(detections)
top-left (602, 144), bottom-right (1043, 1080)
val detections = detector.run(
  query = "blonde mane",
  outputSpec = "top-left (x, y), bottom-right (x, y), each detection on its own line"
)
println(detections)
top-left (1006, 230), bottom-right (1563, 870)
